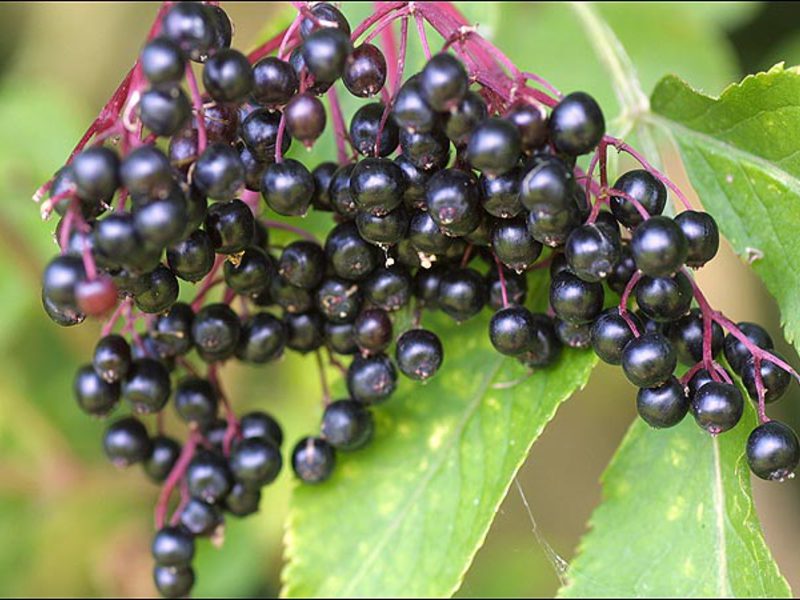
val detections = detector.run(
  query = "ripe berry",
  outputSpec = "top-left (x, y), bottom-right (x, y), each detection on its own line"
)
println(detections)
top-left (284, 311), bottom-right (325, 353)
top-left (292, 436), bottom-right (336, 484)
top-left (392, 76), bottom-right (436, 133)
top-left (690, 381), bottom-right (744, 434)
top-left (285, 92), bottom-right (327, 144)
top-left (167, 229), bottom-right (216, 282)
top-left (621, 332), bottom-right (677, 388)
top-left (328, 163), bottom-right (358, 218)
top-left (179, 498), bottom-right (222, 537)
top-left (133, 193), bottom-right (188, 248)
top-left (634, 271), bottom-right (692, 323)
top-left (206, 5), bottom-right (233, 53)
top-left (192, 303), bottom-right (241, 362)
top-left (549, 271), bottom-right (604, 324)
top-left (395, 329), bottom-right (443, 381)
top-left (150, 302), bottom-right (195, 358)
top-left (143, 435), bottom-right (181, 483)
top-left (343, 43), bottom-right (387, 97)
top-left (262, 159), bottom-right (315, 217)
top-left (203, 48), bottom-right (254, 103)
top-left (175, 377), bottom-right (218, 427)
top-left (278, 241), bottom-right (325, 290)
top-left (270, 276), bottom-right (314, 314)
top-left (548, 91), bottom-right (605, 156)
top-left (363, 266), bottom-right (412, 311)
top-left (321, 400), bottom-right (374, 451)
top-left (225, 482), bottom-right (262, 516)
top-left (444, 91), bottom-right (488, 147)
top-left (408, 210), bottom-right (453, 256)
top-left (487, 266), bottom-right (527, 311)
top-left (425, 168), bottom-right (481, 237)
top-left (741, 353), bottom-right (792, 404)
top-left (152, 525), bottom-right (194, 567)
top-left (139, 86), bottom-right (191, 136)
top-left (504, 100), bottom-right (547, 151)
top-left (687, 368), bottom-right (717, 400)
top-left (186, 450), bottom-right (233, 503)
top-left (350, 102), bottom-right (398, 157)
top-left (556, 319), bottom-right (592, 349)
top-left (289, 47), bottom-right (332, 95)
top-left (301, 27), bottom-right (353, 82)
top-left (356, 207), bottom-right (410, 246)
top-left (240, 411), bottom-right (283, 447)
top-left (141, 37), bottom-right (186, 85)
top-left (466, 118), bottom-right (522, 177)
top-left (122, 358), bottom-right (172, 414)
top-left (325, 221), bottom-right (380, 281)
top-left (438, 268), bottom-right (488, 322)
top-left (419, 52), bottom-right (468, 111)
top-left (353, 308), bottom-right (393, 354)
top-left (237, 312), bottom-right (286, 363)
top-left (103, 417), bottom-right (152, 467)
top-left (399, 127), bottom-right (450, 171)
top-left (481, 168), bottom-right (523, 219)
top-left (74, 364), bottom-right (119, 416)
top-left (251, 56), bottom-right (298, 106)
top-left (161, 1), bottom-right (215, 61)
top-left (193, 143), bottom-right (245, 201)
top-left (518, 314), bottom-right (562, 367)
top-left (154, 565), bottom-right (195, 600)
top-left (564, 223), bottom-right (621, 282)
top-left (350, 157), bottom-right (406, 216)
top-left (664, 308), bottom-right (724, 366)
top-left (723, 322), bottom-right (774, 375)
top-left (606, 244), bottom-right (636, 295)
top-left (519, 156), bottom-right (574, 210)
top-left (230, 437), bottom-right (282, 487)
top-left (93, 334), bottom-right (132, 383)
top-left (746, 421), bottom-right (800, 481)
top-left (93, 213), bottom-right (143, 269)
top-left (310, 161), bottom-right (338, 211)
top-left (300, 2), bottom-right (351, 39)
top-left (590, 309), bottom-right (641, 365)
top-left (636, 376), bottom-right (689, 428)
top-left (316, 277), bottom-right (362, 323)
top-left (134, 266), bottom-right (179, 314)
top-left (610, 169), bottom-right (667, 228)
top-left (491, 218), bottom-right (543, 273)
top-left (120, 145), bottom-right (173, 201)
top-left (630, 216), bottom-right (688, 277)
top-left (43, 255), bottom-right (86, 311)
top-left (527, 199), bottom-right (581, 248)
top-left (675, 210), bottom-right (720, 268)
top-left (71, 146), bottom-right (120, 203)
top-left (204, 199), bottom-right (255, 254)
top-left (325, 321), bottom-right (358, 356)
top-left (347, 353), bottom-right (397, 404)
top-left (241, 108), bottom-right (292, 160)
top-left (489, 306), bottom-right (537, 356)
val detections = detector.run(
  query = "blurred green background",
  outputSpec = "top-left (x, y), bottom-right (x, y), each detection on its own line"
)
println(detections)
top-left (1, 2), bottom-right (800, 597)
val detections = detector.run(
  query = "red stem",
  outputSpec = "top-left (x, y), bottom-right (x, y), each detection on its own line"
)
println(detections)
top-left (155, 429), bottom-right (200, 530)
top-left (492, 253), bottom-right (509, 308)
top-left (185, 64), bottom-right (207, 154)
top-left (326, 86), bottom-right (350, 165)
top-left (618, 271), bottom-right (642, 336)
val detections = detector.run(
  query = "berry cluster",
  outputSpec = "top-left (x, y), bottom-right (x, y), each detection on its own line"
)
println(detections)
top-left (35, 1), bottom-right (800, 597)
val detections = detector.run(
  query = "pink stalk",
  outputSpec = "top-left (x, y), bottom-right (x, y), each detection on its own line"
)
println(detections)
top-left (326, 86), bottom-right (350, 164)
top-left (209, 365), bottom-right (240, 457)
top-left (155, 429), bottom-right (200, 529)
top-left (414, 12), bottom-right (432, 59)
top-left (278, 12), bottom-right (304, 61)
top-left (101, 297), bottom-right (131, 336)
top-left (618, 271), bottom-right (642, 336)
top-left (184, 64), bottom-right (207, 154)
top-left (522, 71), bottom-right (562, 99)
top-left (275, 112), bottom-right (287, 163)
top-left (351, 1), bottom-right (407, 41)
top-left (374, 15), bottom-right (409, 156)
top-left (315, 350), bottom-right (332, 405)
top-left (261, 219), bottom-right (321, 244)
top-left (248, 26), bottom-right (293, 63)
top-left (492, 253), bottom-right (509, 308)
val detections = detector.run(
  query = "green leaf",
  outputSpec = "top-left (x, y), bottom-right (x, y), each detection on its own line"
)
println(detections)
top-left (559, 401), bottom-right (791, 598)
top-left (282, 275), bottom-right (597, 597)
top-left (650, 65), bottom-right (800, 353)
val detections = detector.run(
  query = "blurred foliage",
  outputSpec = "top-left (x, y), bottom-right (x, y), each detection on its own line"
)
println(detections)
top-left (0, 2), bottom-right (799, 598)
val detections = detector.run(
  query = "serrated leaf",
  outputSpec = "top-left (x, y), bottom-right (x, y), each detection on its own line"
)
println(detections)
top-left (650, 65), bottom-right (800, 353)
top-left (282, 274), bottom-right (597, 597)
top-left (559, 400), bottom-right (790, 598)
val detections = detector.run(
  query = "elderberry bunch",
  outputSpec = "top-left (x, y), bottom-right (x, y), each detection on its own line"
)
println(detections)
top-left (35, 1), bottom-right (800, 597)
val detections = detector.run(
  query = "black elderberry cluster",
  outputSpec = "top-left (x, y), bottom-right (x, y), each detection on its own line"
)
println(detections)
top-left (37, 1), bottom-right (799, 597)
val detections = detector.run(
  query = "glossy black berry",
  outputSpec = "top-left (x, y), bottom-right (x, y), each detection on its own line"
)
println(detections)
top-left (230, 437), bottom-right (282, 487)
top-left (394, 329), bottom-right (443, 381)
top-left (492, 217), bottom-right (546, 273)
top-left (193, 143), bottom-right (245, 201)
top-left (204, 199), bottom-right (255, 254)
top-left (179, 498), bottom-right (222, 537)
top-left (141, 37), bottom-right (186, 85)
top-left (192, 303), bottom-right (241, 362)
top-left (269, 276), bottom-right (314, 314)
top-left (251, 56), bottom-right (298, 106)
top-left (352, 308), bottom-right (392, 354)
top-left (134, 266), bottom-right (179, 314)
top-left (606, 244), bottom-right (636, 295)
top-left (225, 482), bottom-right (261, 516)
top-left (237, 313), bottom-right (286, 363)
top-left (285, 92), bottom-right (327, 144)
top-left (664, 308), bottom-right (724, 366)
top-left (675, 210), bottom-right (720, 268)
top-left (222, 246), bottom-right (273, 294)
top-left (148, 302), bottom-right (194, 360)
top-left (241, 108), bottom-right (292, 161)
top-left (634, 271), bottom-right (692, 324)
top-left (174, 377), bottom-right (218, 427)
top-left (548, 91), bottom-right (605, 156)
top-left (186, 450), bottom-right (232, 504)
top-left (161, 1), bottom-right (215, 60)
top-left (71, 146), bottom-right (120, 203)
top-left (284, 311), bottom-right (325, 353)
top-left (621, 332), bottom-right (677, 388)
top-left (343, 43), bottom-right (386, 97)
top-left (143, 435), bottom-right (181, 483)
top-left (392, 76), bottom-right (436, 133)
top-left (42, 255), bottom-right (86, 310)
top-left (350, 102), bottom-right (398, 157)
top-left (518, 314), bottom-right (562, 367)
top-left (504, 100), bottom-right (548, 151)
top-left (481, 168), bottom-right (523, 219)
top-left (275, 241), bottom-right (323, 290)
top-left (747, 421), bottom-right (800, 481)
top-left (741, 353), bottom-right (792, 404)
top-left (549, 271), bottom-right (604, 324)
top-left (363, 266), bottom-right (412, 311)
top-left (487, 266), bottom-right (527, 311)
top-left (103, 416), bottom-right (152, 467)
top-left (408, 210), bottom-right (453, 256)
top-left (207, 4), bottom-right (232, 53)
top-left (301, 27), bottom-right (353, 82)
top-left (519, 156), bottom-right (574, 209)
top-left (328, 163), bottom-right (358, 218)
top-left (590, 309), bottom-right (641, 365)
top-left (300, 2), bottom-right (351, 38)
top-left (133, 192), bottom-right (188, 249)
top-left (316, 277), bottom-right (362, 323)
top-left (139, 86), bottom-right (191, 136)
top-left (687, 368), bottom-right (716, 400)
top-left (152, 525), bottom-right (194, 567)
top-left (321, 400), bottom-right (374, 451)
top-left (438, 267), bottom-right (487, 322)
top-left (466, 118), bottom-right (521, 177)
top-left (399, 127), bottom-right (450, 171)
top-left (426, 168), bottom-right (481, 237)
top-left (555, 319), bottom-right (592, 349)
top-left (690, 381), bottom-right (744, 434)
top-left (292, 436), bottom-right (336, 484)
top-left (419, 52), bottom-right (468, 112)
top-left (311, 161), bottom-right (338, 211)
top-left (325, 221), bottom-right (380, 281)
top-left (630, 216), bottom-right (688, 277)
top-left (356, 207), bottom-right (410, 246)
top-left (203, 48), bottom-right (254, 103)
top-left (121, 358), bottom-right (172, 414)
top-left (636, 376), bottom-right (689, 428)
top-left (564, 223), bottom-right (621, 282)
top-left (240, 411), bottom-right (283, 447)
top-left (610, 169), bottom-right (667, 228)
top-left (167, 229), bottom-right (215, 282)
top-left (723, 322), bottom-right (774, 375)
top-left (93, 334), bottom-right (132, 384)
top-left (120, 145), bottom-right (174, 201)
top-left (325, 321), bottom-right (358, 356)
top-left (74, 364), bottom-right (119, 416)
top-left (347, 353), bottom-right (397, 404)
top-left (350, 157), bottom-right (406, 216)
top-left (489, 306), bottom-right (536, 356)
top-left (444, 91), bottom-right (488, 147)
top-left (153, 565), bottom-right (195, 599)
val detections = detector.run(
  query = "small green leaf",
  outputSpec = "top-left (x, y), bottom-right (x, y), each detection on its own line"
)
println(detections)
top-left (282, 276), bottom-right (597, 597)
top-left (559, 401), bottom-right (790, 598)
top-left (650, 65), bottom-right (800, 353)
